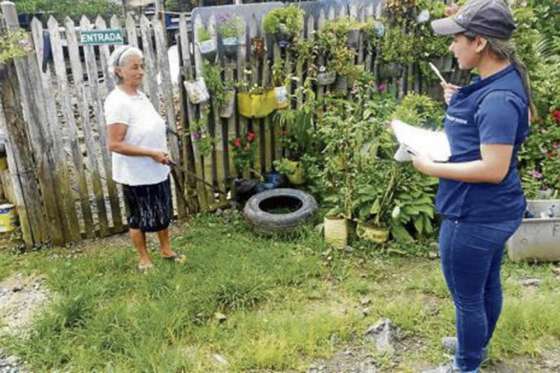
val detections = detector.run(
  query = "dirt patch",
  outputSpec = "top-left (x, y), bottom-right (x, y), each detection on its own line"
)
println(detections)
top-left (0, 273), bottom-right (50, 337)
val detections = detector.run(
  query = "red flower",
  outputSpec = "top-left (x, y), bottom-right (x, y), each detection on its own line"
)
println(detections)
top-left (552, 110), bottom-right (560, 124)
top-left (233, 138), bottom-right (241, 148)
top-left (247, 131), bottom-right (256, 143)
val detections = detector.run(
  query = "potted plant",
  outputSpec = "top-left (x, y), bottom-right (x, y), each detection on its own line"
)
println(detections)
top-left (274, 158), bottom-right (305, 185)
top-left (230, 130), bottom-right (257, 176)
top-left (316, 65), bottom-right (336, 86)
top-left (197, 26), bottom-right (217, 62)
top-left (237, 85), bottom-right (278, 118)
top-left (353, 161), bottom-right (398, 243)
top-left (262, 5), bottom-right (304, 48)
top-left (184, 77), bottom-right (210, 105)
top-left (217, 15), bottom-right (243, 59)
top-left (202, 62), bottom-right (235, 118)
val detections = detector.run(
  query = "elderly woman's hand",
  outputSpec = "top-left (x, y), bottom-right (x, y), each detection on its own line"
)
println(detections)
top-left (150, 150), bottom-right (171, 165)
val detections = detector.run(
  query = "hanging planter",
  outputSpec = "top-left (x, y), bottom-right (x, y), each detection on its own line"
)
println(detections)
top-left (221, 37), bottom-right (240, 59)
top-left (219, 90), bottom-right (236, 118)
top-left (263, 5), bottom-right (304, 49)
top-left (378, 62), bottom-right (404, 80)
top-left (274, 86), bottom-right (289, 109)
top-left (184, 78), bottom-right (210, 105)
top-left (251, 36), bottom-right (267, 58)
top-left (324, 216), bottom-right (349, 249)
top-left (356, 222), bottom-right (389, 243)
top-left (238, 89), bottom-right (277, 118)
top-left (198, 39), bottom-right (217, 62)
top-left (347, 28), bottom-right (361, 49)
top-left (317, 66), bottom-right (336, 86)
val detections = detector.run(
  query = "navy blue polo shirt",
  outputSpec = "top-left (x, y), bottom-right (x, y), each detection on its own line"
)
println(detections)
top-left (436, 65), bottom-right (529, 223)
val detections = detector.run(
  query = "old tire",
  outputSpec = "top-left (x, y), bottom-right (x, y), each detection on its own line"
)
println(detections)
top-left (243, 188), bottom-right (318, 234)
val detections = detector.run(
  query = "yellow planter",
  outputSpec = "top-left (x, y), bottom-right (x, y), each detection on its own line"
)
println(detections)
top-left (0, 203), bottom-right (17, 233)
top-left (356, 222), bottom-right (389, 243)
top-left (238, 87), bottom-right (287, 119)
top-left (0, 158), bottom-right (7, 171)
top-left (287, 162), bottom-right (305, 185)
top-left (324, 216), bottom-right (348, 249)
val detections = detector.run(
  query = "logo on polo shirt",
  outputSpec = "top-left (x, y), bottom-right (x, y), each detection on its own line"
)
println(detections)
top-left (445, 114), bottom-right (469, 125)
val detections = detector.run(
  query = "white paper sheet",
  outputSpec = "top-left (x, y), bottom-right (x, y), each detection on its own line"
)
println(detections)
top-left (391, 119), bottom-right (451, 162)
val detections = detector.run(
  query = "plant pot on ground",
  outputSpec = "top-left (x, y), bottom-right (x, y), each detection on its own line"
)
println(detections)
top-left (356, 221), bottom-right (389, 243)
top-left (274, 158), bottom-right (305, 186)
top-left (324, 215), bottom-right (349, 249)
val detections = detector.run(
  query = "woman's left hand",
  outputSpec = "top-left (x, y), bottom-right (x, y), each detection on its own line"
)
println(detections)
top-left (411, 153), bottom-right (435, 176)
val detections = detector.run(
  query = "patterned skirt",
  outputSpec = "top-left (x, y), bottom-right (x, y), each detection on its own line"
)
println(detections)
top-left (122, 178), bottom-right (172, 232)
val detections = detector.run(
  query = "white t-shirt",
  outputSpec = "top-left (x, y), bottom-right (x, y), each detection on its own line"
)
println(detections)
top-left (104, 88), bottom-right (170, 186)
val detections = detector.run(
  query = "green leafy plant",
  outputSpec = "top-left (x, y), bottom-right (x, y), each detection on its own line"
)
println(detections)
top-left (217, 15), bottom-right (243, 39)
top-left (230, 130), bottom-right (257, 175)
top-left (262, 5), bottom-right (304, 36)
top-left (202, 62), bottom-right (232, 110)
top-left (197, 26), bottom-right (212, 43)
top-left (0, 29), bottom-right (32, 64)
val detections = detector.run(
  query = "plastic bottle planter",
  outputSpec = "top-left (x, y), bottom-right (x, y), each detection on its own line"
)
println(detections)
top-left (219, 90), bottom-right (235, 118)
top-left (251, 36), bottom-right (267, 58)
top-left (274, 86), bottom-right (289, 109)
top-left (184, 78), bottom-right (210, 105)
top-left (274, 24), bottom-right (293, 48)
top-left (238, 87), bottom-right (287, 118)
top-left (316, 69), bottom-right (336, 86)
top-left (287, 162), bottom-right (305, 185)
top-left (198, 39), bottom-right (217, 62)
top-left (378, 63), bottom-right (404, 80)
top-left (356, 222), bottom-right (389, 243)
top-left (324, 216), bottom-right (348, 249)
top-left (222, 37), bottom-right (240, 59)
top-left (347, 29), bottom-right (361, 49)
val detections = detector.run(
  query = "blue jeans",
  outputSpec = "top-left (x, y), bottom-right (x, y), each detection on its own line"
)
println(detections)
top-left (439, 218), bottom-right (521, 372)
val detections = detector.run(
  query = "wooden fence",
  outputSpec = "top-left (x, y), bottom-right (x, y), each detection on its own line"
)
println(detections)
top-left (0, 0), bottom-right (457, 248)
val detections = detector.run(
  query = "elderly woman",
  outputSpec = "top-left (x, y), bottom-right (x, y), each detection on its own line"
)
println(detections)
top-left (104, 45), bottom-right (184, 272)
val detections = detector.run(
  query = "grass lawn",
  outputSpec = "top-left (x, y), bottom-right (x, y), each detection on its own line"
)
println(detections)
top-left (0, 211), bottom-right (559, 372)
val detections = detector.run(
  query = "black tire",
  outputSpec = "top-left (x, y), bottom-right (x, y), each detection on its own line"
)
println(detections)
top-left (243, 188), bottom-right (318, 234)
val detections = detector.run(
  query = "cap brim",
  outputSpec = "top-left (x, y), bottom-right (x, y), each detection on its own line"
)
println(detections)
top-left (431, 17), bottom-right (466, 35)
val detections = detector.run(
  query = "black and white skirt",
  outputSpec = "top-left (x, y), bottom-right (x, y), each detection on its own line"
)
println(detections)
top-left (122, 178), bottom-right (172, 232)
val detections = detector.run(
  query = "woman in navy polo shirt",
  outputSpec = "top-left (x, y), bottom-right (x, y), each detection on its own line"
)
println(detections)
top-left (412, 1), bottom-right (534, 372)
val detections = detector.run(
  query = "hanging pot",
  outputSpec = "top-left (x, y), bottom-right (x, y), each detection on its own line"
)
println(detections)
top-left (378, 62), bottom-right (404, 80)
top-left (184, 78), bottom-right (210, 105)
top-left (219, 90), bottom-right (235, 118)
top-left (237, 89), bottom-right (277, 118)
top-left (356, 222), bottom-right (389, 243)
top-left (347, 28), bottom-right (361, 49)
top-left (222, 36), bottom-right (240, 59)
top-left (317, 70), bottom-right (336, 86)
top-left (274, 24), bottom-right (293, 48)
top-left (198, 39), bottom-right (217, 62)
top-left (274, 86), bottom-right (289, 109)
top-left (324, 216), bottom-right (349, 249)
top-left (251, 36), bottom-right (267, 58)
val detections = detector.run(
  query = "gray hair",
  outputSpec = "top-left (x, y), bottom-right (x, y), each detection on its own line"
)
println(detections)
top-left (464, 31), bottom-right (536, 118)
top-left (107, 45), bottom-right (144, 83)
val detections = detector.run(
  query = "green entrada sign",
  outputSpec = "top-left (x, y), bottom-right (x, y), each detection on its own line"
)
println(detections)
top-left (80, 29), bottom-right (124, 46)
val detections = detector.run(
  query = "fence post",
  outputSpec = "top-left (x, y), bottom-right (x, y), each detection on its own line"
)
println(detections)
top-left (1, 1), bottom-right (68, 245)
top-left (0, 1), bottom-right (50, 247)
